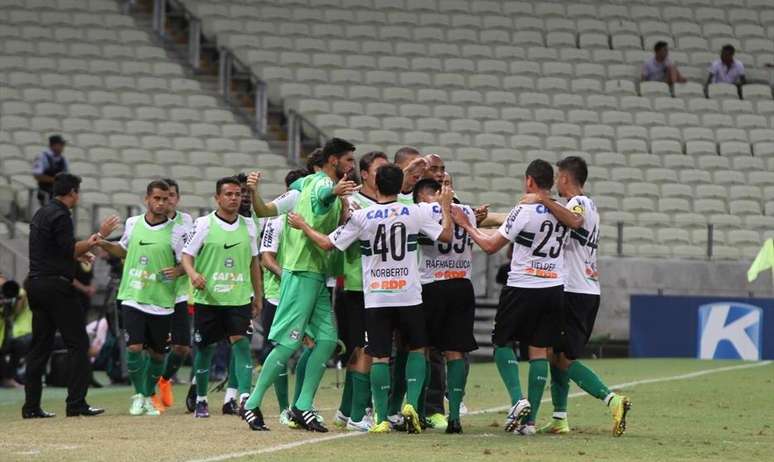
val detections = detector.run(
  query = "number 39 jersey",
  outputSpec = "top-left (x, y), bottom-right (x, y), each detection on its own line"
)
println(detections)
top-left (418, 203), bottom-right (476, 284)
top-left (498, 203), bottom-right (567, 289)
top-left (329, 201), bottom-right (444, 308)
top-left (564, 195), bottom-right (600, 295)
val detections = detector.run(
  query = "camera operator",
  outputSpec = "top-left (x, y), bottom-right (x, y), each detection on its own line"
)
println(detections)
top-left (1, 274), bottom-right (31, 388)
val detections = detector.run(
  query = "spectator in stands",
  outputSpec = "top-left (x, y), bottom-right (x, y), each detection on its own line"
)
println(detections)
top-left (32, 135), bottom-right (69, 207)
top-left (0, 274), bottom-right (32, 388)
top-left (641, 41), bottom-right (686, 84)
top-left (707, 44), bottom-right (746, 86)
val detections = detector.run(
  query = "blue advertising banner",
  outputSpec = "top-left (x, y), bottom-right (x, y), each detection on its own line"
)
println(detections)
top-left (630, 295), bottom-right (774, 359)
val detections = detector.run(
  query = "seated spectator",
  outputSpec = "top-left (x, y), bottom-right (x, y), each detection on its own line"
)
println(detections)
top-left (0, 275), bottom-right (32, 388)
top-left (707, 44), bottom-right (746, 86)
top-left (642, 41), bottom-right (686, 84)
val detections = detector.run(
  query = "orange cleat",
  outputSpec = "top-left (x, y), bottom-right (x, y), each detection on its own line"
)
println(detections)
top-left (158, 377), bottom-right (174, 408)
top-left (151, 393), bottom-right (167, 413)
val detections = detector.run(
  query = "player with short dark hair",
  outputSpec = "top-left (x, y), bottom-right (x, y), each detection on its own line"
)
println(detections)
top-left (97, 180), bottom-right (188, 416)
top-left (522, 156), bottom-right (631, 437)
top-left (287, 163), bottom-right (454, 434)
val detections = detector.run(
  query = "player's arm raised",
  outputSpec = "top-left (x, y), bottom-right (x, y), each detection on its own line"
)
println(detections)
top-left (521, 191), bottom-right (584, 230)
top-left (286, 212), bottom-right (336, 250)
top-left (436, 184), bottom-right (454, 243)
top-left (452, 207), bottom-right (510, 254)
top-left (246, 171), bottom-right (279, 217)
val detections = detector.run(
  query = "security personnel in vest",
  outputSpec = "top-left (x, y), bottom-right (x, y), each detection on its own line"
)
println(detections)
top-left (32, 135), bottom-right (70, 207)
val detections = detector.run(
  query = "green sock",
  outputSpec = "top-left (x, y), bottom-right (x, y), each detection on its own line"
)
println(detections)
top-left (528, 359), bottom-right (549, 422)
top-left (145, 355), bottom-right (165, 397)
top-left (494, 346), bottom-right (522, 405)
top-left (370, 363), bottom-right (390, 424)
top-left (274, 367), bottom-right (289, 411)
top-left (550, 364), bottom-right (569, 414)
top-left (350, 371), bottom-right (371, 422)
top-left (162, 351), bottom-right (185, 381)
top-left (227, 352), bottom-right (238, 389)
top-left (193, 344), bottom-right (215, 398)
top-left (568, 361), bottom-right (611, 401)
top-left (245, 344), bottom-right (295, 410)
top-left (293, 347), bottom-right (312, 405)
top-left (446, 359), bottom-right (467, 421)
top-left (231, 338), bottom-right (254, 395)
top-left (295, 340), bottom-right (336, 411)
top-left (405, 352), bottom-right (426, 409)
top-left (388, 351), bottom-right (408, 415)
top-left (417, 360), bottom-right (430, 418)
top-left (126, 350), bottom-right (147, 396)
top-left (338, 370), bottom-right (354, 417)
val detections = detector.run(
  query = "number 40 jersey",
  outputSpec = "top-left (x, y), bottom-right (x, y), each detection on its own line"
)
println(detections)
top-left (329, 201), bottom-right (444, 308)
top-left (499, 202), bottom-right (569, 289)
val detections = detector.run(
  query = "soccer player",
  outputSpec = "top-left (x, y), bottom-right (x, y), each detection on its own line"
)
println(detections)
top-left (414, 179), bottom-right (478, 434)
top-left (242, 137), bottom-right (357, 432)
top-left (522, 156), bottom-right (632, 437)
top-left (287, 163), bottom-right (454, 434)
top-left (394, 147), bottom-right (428, 204)
top-left (181, 176), bottom-right (262, 418)
top-left (97, 180), bottom-right (187, 416)
top-left (152, 178), bottom-right (194, 412)
top-left (259, 168), bottom-right (309, 426)
top-left (333, 151), bottom-right (389, 432)
top-left (451, 159), bottom-right (565, 435)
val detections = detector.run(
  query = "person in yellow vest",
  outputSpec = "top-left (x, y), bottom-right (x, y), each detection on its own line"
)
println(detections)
top-left (0, 274), bottom-right (32, 388)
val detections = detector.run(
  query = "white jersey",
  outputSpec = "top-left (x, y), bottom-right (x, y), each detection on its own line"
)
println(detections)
top-left (173, 211), bottom-right (194, 303)
top-left (498, 203), bottom-right (567, 289)
top-left (329, 201), bottom-right (444, 308)
top-left (419, 203), bottom-right (476, 284)
top-left (260, 215), bottom-right (284, 305)
top-left (272, 189), bottom-right (300, 214)
top-left (563, 196), bottom-right (601, 295)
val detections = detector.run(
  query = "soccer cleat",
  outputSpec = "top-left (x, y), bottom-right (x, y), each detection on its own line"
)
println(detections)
top-left (290, 406), bottom-right (329, 433)
top-left (428, 413), bottom-right (448, 431)
top-left (150, 393), bottom-right (166, 413)
top-left (401, 404), bottom-right (422, 434)
top-left (279, 409), bottom-right (293, 426)
top-left (185, 384), bottom-right (196, 413)
top-left (387, 414), bottom-right (406, 431)
top-left (129, 394), bottom-right (145, 416)
top-left (157, 377), bottom-right (174, 408)
top-left (369, 421), bottom-right (391, 433)
top-left (222, 398), bottom-right (239, 416)
top-left (238, 395), bottom-right (248, 420)
top-left (244, 407), bottom-right (270, 431)
top-left (143, 397), bottom-right (161, 416)
top-left (334, 409), bottom-right (349, 428)
top-left (346, 417), bottom-right (372, 432)
top-left (194, 400), bottom-right (209, 418)
top-left (445, 419), bottom-right (462, 434)
top-left (504, 398), bottom-right (531, 432)
top-left (515, 424), bottom-right (537, 436)
top-left (609, 395), bottom-right (632, 437)
top-left (311, 407), bottom-right (326, 423)
top-left (538, 418), bottom-right (571, 434)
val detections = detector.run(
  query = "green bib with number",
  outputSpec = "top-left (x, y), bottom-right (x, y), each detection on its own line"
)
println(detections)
top-left (117, 217), bottom-right (177, 309)
top-left (193, 214), bottom-right (253, 306)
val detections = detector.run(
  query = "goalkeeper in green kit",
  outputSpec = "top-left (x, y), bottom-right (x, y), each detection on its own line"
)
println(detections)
top-left (242, 138), bottom-right (359, 432)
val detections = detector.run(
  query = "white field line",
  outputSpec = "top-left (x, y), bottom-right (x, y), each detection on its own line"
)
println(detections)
top-left (184, 360), bottom-right (772, 462)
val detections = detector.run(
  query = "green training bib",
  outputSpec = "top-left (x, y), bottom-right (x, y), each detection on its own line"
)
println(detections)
top-left (117, 217), bottom-right (177, 309)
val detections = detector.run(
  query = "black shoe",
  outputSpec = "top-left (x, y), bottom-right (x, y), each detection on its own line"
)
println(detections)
top-left (66, 406), bottom-right (105, 417)
top-left (244, 407), bottom-right (269, 431)
top-left (222, 398), bottom-right (239, 416)
top-left (419, 416), bottom-right (429, 430)
top-left (290, 406), bottom-right (329, 433)
top-left (22, 408), bottom-right (56, 419)
top-left (185, 384), bottom-right (196, 413)
top-left (445, 419), bottom-right (462, 434)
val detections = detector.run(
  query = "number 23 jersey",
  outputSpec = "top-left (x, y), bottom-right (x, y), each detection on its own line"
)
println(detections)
top-left (498, 203), bottom-right (567, 289)
top-left (329, 201), bottom-right (444, 308)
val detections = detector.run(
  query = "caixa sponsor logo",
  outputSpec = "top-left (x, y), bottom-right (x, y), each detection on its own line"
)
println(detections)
top-left (698, 303), bottom-right (762, 360)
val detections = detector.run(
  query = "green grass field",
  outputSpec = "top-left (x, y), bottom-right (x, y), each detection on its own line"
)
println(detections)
top-left (0, 359), bottom-right (771, 462)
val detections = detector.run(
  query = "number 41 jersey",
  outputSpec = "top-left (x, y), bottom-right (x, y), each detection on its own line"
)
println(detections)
top-left (329, 201), bottom-right (444, 308)
top-left (498, 203), bottom-right (568, 289)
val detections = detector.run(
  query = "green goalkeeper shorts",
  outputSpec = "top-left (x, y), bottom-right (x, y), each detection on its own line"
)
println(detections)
top-left (268, 270), bottom-right (337, 349)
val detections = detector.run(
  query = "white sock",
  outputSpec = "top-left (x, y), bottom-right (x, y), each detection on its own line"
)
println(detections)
top-left (196, 396), bottom-right (208, 403)
top-left (604, 393), bottom-right (615, 406)
top-left (552, 412), bottom-right (567, 420)
top-left (224, 387), bottom-right (237, 403)
top-left (239, 393), bottom-right (250, 403)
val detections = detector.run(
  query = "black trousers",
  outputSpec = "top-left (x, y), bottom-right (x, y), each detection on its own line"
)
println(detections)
top-left (24, 277), bottom-right (91, 411)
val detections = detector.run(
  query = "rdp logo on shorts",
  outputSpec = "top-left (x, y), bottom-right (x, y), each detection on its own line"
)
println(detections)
top-left (698, 302), bottom-right (762, 360)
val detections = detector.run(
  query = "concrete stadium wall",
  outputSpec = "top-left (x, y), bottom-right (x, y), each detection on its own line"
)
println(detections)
top-left (597, 257), bottom-right (774, 340)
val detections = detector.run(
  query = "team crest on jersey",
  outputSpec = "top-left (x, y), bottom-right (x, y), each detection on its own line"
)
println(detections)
top-left (139, 255), bottom-right (149, 266)
top-left (193, 330), bottom-right (202, 343)
top-left (571, 204), bottom-right (585, 215)
top-left (290, 329), bottom-right (301, 341)
top-left (224, 257), bottom-right (234, 268)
